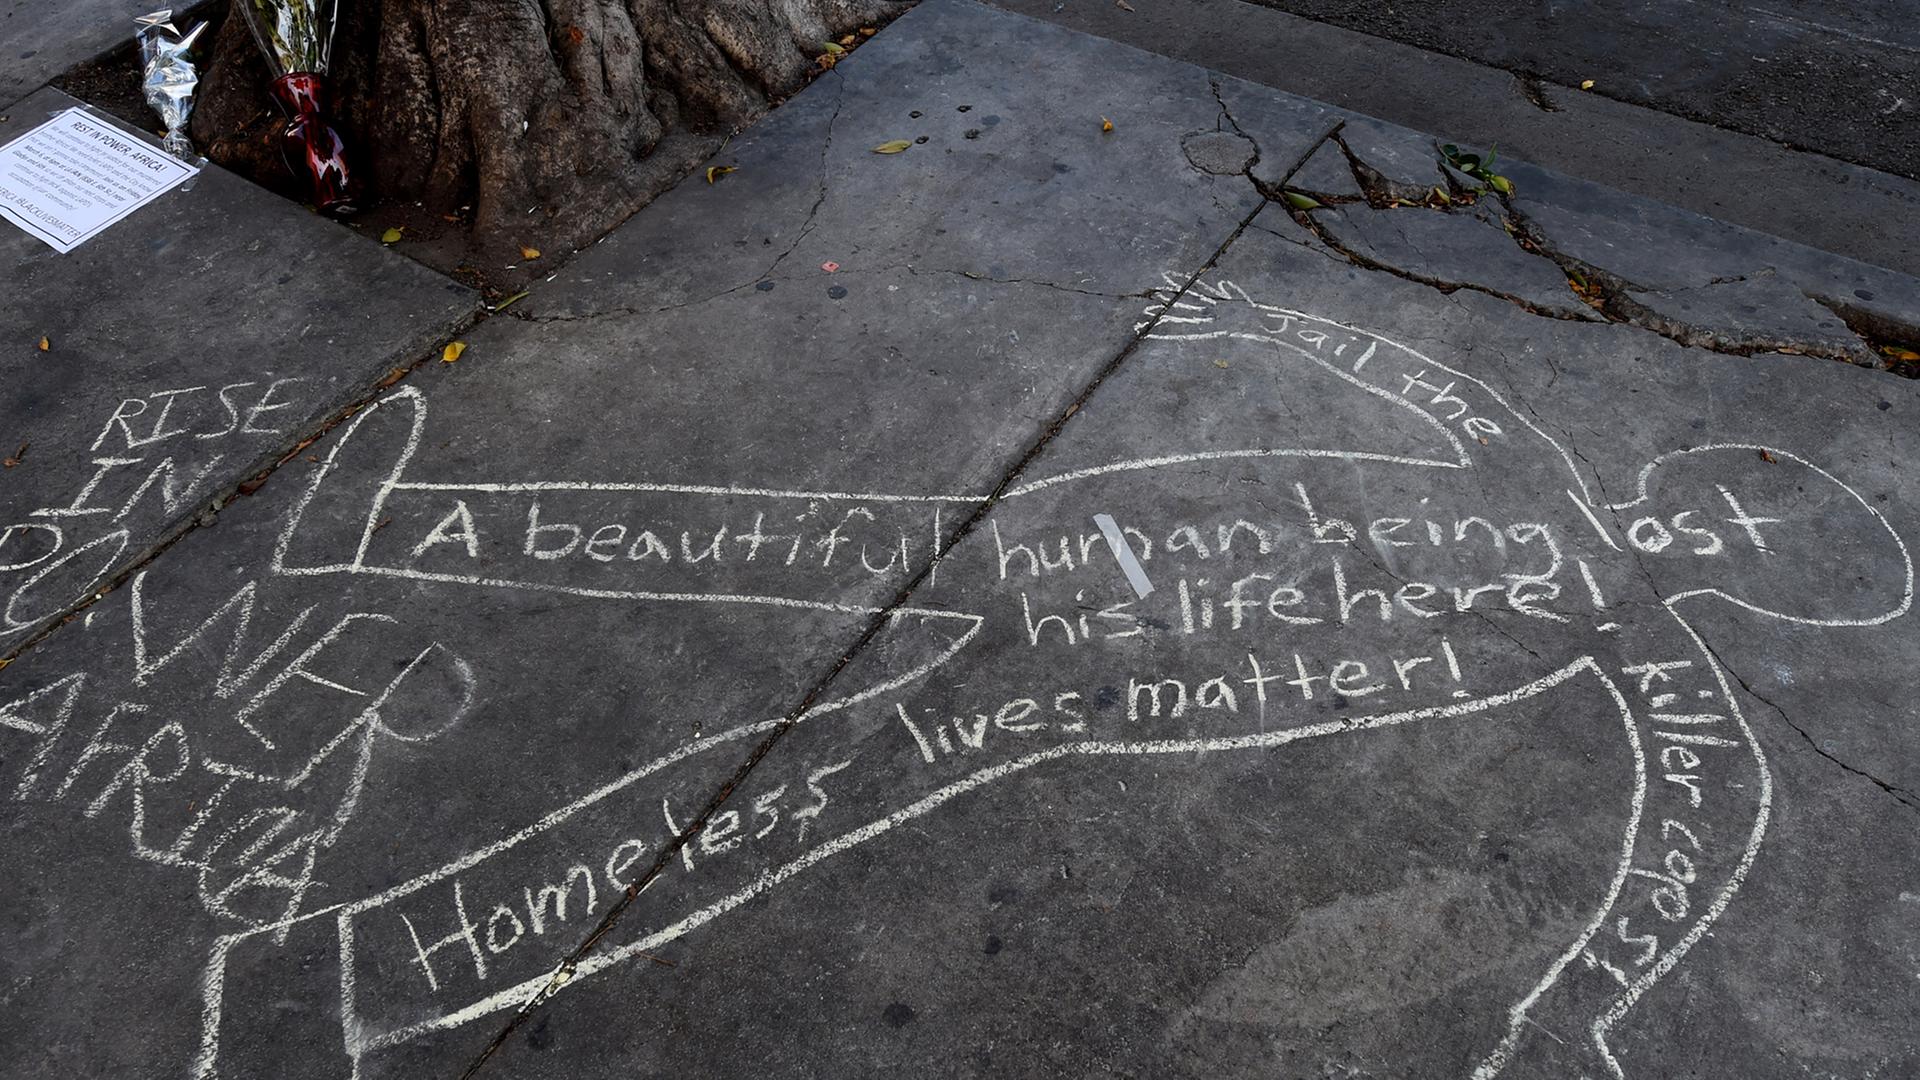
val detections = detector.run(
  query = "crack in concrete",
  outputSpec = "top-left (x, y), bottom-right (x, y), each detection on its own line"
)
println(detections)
top-left (1238, 119), bottom-right (1348, 200)
top-left (1256, 133), bottom-right (1919, 378)
top-left (1324, 130), bottom-right (1445, 207)
top-left (1525, 444), bottom-right (1917, 820)
top-left (1501, 205), bottom-right (1907, 372)
top-left (1243, 218), bottom-right (1349, 264)
top-left (1207, 76), bottom-right (1262, 180)
top-left (456, 197), bottom-right (1279, 1078)
top-left (1552, 465), bottom-right (1918, 826)
top-left (1283, 201), bottom-right (1602, 324)
top-left (1695, 636), bottom-right (1920, 815)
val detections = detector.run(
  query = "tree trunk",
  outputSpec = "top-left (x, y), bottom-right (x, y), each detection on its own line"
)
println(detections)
top-left (191, 0), bottom-right (903, 262)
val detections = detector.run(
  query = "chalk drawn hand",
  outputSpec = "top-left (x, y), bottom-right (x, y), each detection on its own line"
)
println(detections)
top-left (1134, 273), bottom-right (1289, 343)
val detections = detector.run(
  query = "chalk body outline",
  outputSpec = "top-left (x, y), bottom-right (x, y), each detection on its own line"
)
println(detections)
top-left (157, 284), bottom-right (1913, 1078)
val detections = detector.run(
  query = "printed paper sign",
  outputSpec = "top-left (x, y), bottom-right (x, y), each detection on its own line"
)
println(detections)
top-left (0, 107), bottom-right (197, 254)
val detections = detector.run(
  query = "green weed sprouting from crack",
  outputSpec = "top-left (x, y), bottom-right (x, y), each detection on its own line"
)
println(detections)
top-left (1440, 142), bottom-right (1514, 197)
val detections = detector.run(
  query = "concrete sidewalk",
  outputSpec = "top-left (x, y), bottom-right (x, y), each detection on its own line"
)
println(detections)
top-left (1, 2), bottom-right (1916, 1078)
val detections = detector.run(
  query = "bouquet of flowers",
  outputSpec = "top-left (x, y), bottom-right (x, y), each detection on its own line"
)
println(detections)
top-left (234, 0), bottom-right (358, 214)
top-left (135, 10), bottom-right (206, 160)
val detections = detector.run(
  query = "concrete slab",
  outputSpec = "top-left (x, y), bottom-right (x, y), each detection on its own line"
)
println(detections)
top-left (1625, 270), bottom-right (1881, 367)
top-left (1, 3), bottom-right (1917, 1079)
top-left (0, 7), bottom-right (1324, 1076)
top-left (0, 91), bottom-right (477, 652)
top-left (1308, 200), bottom-right (1597, 319)
top-left (449, 206), bottom-right (1920, 1080)
top-left (1282, 138), bottom-right (1363, 200)
top-left (0, 0), bottom-right (188, 109)
top-left (1502, 158), bottom-right (1920, 344)
top-left (1216, 74), bottom-right (1920, 362)
top-left (478, 207), bottom-right (1920, 1080)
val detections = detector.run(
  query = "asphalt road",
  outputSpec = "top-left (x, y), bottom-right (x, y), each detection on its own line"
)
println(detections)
top-left (1244, 0), bottom-right (1920, 179)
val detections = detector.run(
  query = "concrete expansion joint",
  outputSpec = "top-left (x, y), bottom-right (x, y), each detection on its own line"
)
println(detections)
top-left (457, 199), bottom-right (1281, 1070)
top-left (0, 304), bottom-right (483, 670)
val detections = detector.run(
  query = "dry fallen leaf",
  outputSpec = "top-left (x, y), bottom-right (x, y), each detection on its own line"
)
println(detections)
top-left (442, 341), bottom-right (466, 363)
top-left (1101, 117), bottom-right (1114, 133)
top-left (2, 441), bottom-right (26, 468)
top-left (839, 34), bottom-right (857, 45)
top-left (706, 165), bottom-right (736, 184)
top-left (1758, 449), bottom-right (1777, 464)
top-left (381, 226), bottom-right (403, 244)
top-left (1213, 359), bottom-right (1229, 369)
top-left (520, 246), bottom-right (541, 260)
top-left (1116, 0), bottom-right (1134, 10)
top-left (872, 140), bottom-right (913, 154)
top-left (859, 26), bottom-right (877, 36)
top-left (1580, 79), bottom-right (1595, 90)
top-left (37, 336), bottom-right (49, 351)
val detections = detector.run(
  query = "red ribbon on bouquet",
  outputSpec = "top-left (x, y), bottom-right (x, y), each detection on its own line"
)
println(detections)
top-left (236, 0), bottom-right (359, 215)
top-left (270, 72), bottom-right (355, 214)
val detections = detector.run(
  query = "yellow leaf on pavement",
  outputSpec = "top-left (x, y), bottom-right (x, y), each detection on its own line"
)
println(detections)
top-left (1101, 117), bottom-right (1114, 132)
top-left (381, 227), bottom-right (403, 243)
top-left (873, 140), bottom-right (913, 154)
top-left (442, 341), bottom-right (466, 363)
top-left (706, 165), bottom-right (737, 184)
top-left (520, 246), bottom-right (541, 260)
top-left (37, 336), bottom-right (49, 351)
top-left (1580, 79), bottom-right (1595, 90)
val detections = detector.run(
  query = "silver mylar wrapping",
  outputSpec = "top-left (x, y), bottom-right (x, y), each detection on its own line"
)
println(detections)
top-left (136, 9), bottom-right (206, 160)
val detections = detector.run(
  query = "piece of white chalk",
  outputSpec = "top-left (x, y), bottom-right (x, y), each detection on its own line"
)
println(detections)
top-left (1092, 513), bottom-right (1154, 599)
